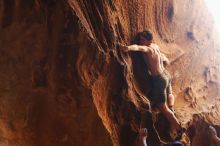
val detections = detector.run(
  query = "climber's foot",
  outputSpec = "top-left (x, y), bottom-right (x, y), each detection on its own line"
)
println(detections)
top-left (174, 127), bottom-right (186, 141)
top-left (170, 127), bottom-right (186, 141)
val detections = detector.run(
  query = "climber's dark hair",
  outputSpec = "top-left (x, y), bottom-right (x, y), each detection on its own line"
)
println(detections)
top-left (131, 30), bottom-right (153, 45)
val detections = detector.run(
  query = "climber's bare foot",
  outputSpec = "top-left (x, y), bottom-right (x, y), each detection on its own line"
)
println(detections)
top-left (169, 128), bottom-right (178, 140)
top-left (170, 126), bottom-right (186, 141)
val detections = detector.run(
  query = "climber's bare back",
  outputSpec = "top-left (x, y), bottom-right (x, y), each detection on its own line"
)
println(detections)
top-left (143, 44), bottom-right (164, 75)
top-left (121, 42), bottom-right (165, 75)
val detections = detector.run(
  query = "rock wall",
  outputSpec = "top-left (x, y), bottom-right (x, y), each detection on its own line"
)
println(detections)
top-left (0, 0), bottom-right (220, 146)
top-left (0, 1), bottom-right (111, 146)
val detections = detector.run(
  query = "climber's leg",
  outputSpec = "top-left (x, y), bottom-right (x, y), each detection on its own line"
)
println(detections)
top-left (158, 103), bottom-right (181, 132)
top-left (167, 93), bottom-right (175, 113)
top-left (164, 75), bottom-right (175, 112)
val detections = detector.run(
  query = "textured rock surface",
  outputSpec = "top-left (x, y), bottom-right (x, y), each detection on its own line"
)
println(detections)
top-left (0, 0), bottom-right (220, 146)
top-left (0, 1), bottom-right (112, 146)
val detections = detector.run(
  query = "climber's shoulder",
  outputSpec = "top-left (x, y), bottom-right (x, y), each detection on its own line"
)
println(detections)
top-left (150, 43), bottom-right (160, 50)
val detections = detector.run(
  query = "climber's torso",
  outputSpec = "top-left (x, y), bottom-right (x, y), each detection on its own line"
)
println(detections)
top-left (143, 43), bottom-right (164, 76)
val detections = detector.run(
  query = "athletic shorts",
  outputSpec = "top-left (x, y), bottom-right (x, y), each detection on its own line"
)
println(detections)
top-left (149, 70), bottom-right (172, 104)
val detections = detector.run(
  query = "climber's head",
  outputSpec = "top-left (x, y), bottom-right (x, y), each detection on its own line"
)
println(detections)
top-left (137, 30), bottom-right (153, 46)
top-left (131, 30), bottom-right (153, 46)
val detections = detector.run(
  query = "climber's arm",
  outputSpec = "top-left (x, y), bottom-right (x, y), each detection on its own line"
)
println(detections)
top-left (150, 43), bottom-right (170, 66)
top-left (119, 44), bottom-right (150, 53)
top-left (161, 52), bottom-right (170, 66)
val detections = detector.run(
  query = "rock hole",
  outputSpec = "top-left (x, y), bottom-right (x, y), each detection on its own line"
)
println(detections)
top-left (167, 3), bottom-right (174, 22)
top-left (187, 32), bottom-right (195, 40)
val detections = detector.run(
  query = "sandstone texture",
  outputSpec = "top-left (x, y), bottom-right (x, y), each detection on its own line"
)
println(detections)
top-left (0, 0), bottom-right (220, 146)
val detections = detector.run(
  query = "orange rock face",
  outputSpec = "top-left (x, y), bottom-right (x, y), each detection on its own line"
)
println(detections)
top-left (1, 0), bottom-right (220, 146)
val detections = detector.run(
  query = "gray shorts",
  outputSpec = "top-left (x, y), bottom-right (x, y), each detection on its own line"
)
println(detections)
top-left (149, 70), bottom-right (172, 104)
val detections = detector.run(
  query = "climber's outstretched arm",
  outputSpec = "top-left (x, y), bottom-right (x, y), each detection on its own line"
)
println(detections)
top-left (161, 53), bottom-right (170, 66)
top-left (119, 44), bottom-right (150, 53)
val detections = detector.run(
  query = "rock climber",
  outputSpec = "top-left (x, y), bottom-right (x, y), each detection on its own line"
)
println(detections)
top-left (137, 128), bottom-right (184, 146)
top-left (119, 30), bottom-right (183, 137)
